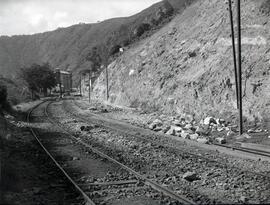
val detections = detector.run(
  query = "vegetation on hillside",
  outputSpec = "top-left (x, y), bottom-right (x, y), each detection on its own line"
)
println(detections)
top-left (0, 83), bottom-right (7, 106)
top-left (20, 63), bottom-right (57, 98)
top-left (0, 0), bottom-right (196, 87)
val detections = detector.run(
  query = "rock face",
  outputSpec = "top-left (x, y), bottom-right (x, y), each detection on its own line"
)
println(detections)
top-left (93, 0), bottom-right (270, 122)
top-left (182, 171), bottom-right (200, 182)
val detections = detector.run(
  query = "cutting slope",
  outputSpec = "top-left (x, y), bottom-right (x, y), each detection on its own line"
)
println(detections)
top-left (93, 0), bottom-right (270, 121)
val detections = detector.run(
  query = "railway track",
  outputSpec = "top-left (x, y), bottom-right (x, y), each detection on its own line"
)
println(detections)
top-left (67, 99), bottom-right (270, 176)
top-left (57, 98), bottom-right (270, 204)
top-left (71, 99), bottom-right (270, 161)
top-left (212, 143), bottom-right (270, 158)
top-left (28, 99), bottom-right (196, 205)
top-left (27, 100), bottom-right (95, 205)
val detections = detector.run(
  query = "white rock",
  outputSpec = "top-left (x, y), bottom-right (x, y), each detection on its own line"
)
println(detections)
top-left (217, 127), bottom-right (225, 132)
top-left (190, 133), bottom-right (199, 141)
top-left (152, 119), bottom-right (163, 126)
top-left (216, 137), bottom-right (226, 144)
top-left (227, 130), bottom-right (235, 137)
top-left (171, 125), bottom-right (182, 133)
top-left (180, 132), bottom-right (190, 139)
top-left (166, 128), bottom-right (176, 136)
top-left (129, 69), bottom-right (135, 76)
top-left (197, 138), bottom-right (209, 144)
top-left (172, 120), bottom-right (181, 126)
top-left (184, 124), bottom-right (193, 130)
top-left (149, 123), bottom-right (157, 130)
top-left (204, 117), bottom-right (216, 125)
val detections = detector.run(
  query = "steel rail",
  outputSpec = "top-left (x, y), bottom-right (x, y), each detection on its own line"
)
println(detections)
top-left (46, 101), bottom-right (196, 205)
top-left (213, 143), bottom-right (270, 158)
top-left (70, 99), bottom-right (270, 161)
top-left (67, 99), bottom-right (270, 179)
top-left (27, 100), bottom-right (96, 205)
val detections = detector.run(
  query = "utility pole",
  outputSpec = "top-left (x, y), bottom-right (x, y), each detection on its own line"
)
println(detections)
top-left (228, 0), bottom-right (239, 109)
top-left (236, 0), bottom-right (243, 135)
top-left (59, 70), bottom-right (62, 98)
top-left (79, 73), bottom-right (82, 96)
top-left (88, 70), bottom-right (91, 103)
top-left (105, 63), bottom-right (109, 101)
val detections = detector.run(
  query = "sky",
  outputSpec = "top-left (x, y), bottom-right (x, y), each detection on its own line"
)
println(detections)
top-left (0, 0), bottom-right (160, 36)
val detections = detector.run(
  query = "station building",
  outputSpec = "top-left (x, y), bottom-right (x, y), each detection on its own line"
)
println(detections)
top-left (55, 68), bottom-right (72, 94)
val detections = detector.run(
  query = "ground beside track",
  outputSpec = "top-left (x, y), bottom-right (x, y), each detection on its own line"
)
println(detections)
top-left (0, 112), bottom-right (81, 205)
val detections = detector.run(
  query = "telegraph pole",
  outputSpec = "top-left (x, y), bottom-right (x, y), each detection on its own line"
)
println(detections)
top-left (105, 63), bottom-right (109, 101)
top-left (228, 0), bottom-right (239, 109)
top-left (236, 0), bottom-right (243, 134)
top-left (79, 73), bottom-right (82, 96)
top-left (88, 70), bottom-right (91, 103)
top-left (58, 70), bottom-right (62, 98)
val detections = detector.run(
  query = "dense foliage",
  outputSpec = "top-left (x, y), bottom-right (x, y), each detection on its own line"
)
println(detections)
top-left (0, 83), bottom-right (7, 106)
top-left (20, 63), bottom-right (57, 96)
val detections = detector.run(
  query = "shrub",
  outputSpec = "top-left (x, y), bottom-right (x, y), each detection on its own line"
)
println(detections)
top-left (134, 23), bottom-right (151, 37)
top-left (110, 45), bottom-right (122, 55)
top-left (260, 0), bottom-right (270, 15)
top-left (0, 83), bottom-right (7, 106)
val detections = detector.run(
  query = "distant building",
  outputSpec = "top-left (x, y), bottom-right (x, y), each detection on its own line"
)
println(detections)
top-left (55, 68), bottom-right (72, 94)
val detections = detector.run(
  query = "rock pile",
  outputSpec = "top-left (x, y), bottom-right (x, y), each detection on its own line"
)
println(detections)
top-left (148, 115), bottom-right (241, 144)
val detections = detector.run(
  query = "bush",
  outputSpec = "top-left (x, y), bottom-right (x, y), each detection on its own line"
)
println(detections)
top-left (110, 45), bottom-right (121, 55)
top-left (260, 0), bottom-right (270, 15)
top-left (134, 23), bottom-right (151, 37)
top-left (0, 83), bottom-right (7, 106)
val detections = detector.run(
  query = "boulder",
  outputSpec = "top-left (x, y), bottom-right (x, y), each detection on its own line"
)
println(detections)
top-left (190, 133), bottom-right (199, 141)
top-left (204, 117), bottom-right (216, 125)
top-left (172, 120), bottom-right (181, 126)
top-left (184, 124), bottom-right (193, 130)
top-left (216, 137), bottom-right (226, 144)
top-left (171, 125), bottom-right (182, 133)
top-left (166, 128), bottom-right (176, 136)
top-left (184, 114), bottom-right (194, 123)
top-left (239, 196), bottom-right (248, 203)
top-left (242, 133), bottom-right (252, 139)
top-left (197, 137), bottom-right (209, 144)
top-left (195, 125), bottom-right (210, 136)
top-left (248, 128), bottom-right (263, 133)
top-left (180, 132), bottom-right (190, 139)
top-left (153, 127), bottom-right (163, 132)
top-left (182, 172), bottom-right (200, 182)
top-left (217, 118), bottom-right (226, 125)
top-left (149, 123), bottom-right (157, 130)
top-left (162, 126), bottom-right (171, 133)
top-left (80, 125), bottom-right (94, 132)
top-left (149, 119), bottom-right (163, 130)
top-left (153, 119), bottom-right (163, 125)
top-left (217, 127), bottom-right (225, 132)
top-left (227, 130), bottom-right (236, 137)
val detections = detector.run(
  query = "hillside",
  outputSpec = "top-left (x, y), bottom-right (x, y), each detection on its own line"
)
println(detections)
top-left (93, 0), bottom-right (270, 122)
top-left (0, 76), bottom-right (30, 104)
top-left (0, 0), bottom-right (194, 83)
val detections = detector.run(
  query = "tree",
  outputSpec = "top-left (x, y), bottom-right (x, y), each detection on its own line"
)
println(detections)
top-left (0, 83), bottom-right (7, 106)
top-left (86, 47), bottom-right (102, 72)
top-left (20, 63), bottom-right (57, 98)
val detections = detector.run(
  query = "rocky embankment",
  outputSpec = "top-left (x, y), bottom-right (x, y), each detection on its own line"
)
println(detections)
top-left (74, 99), bottom-right (270, 146)
top-left (93, 0), bottom-right (270, 123)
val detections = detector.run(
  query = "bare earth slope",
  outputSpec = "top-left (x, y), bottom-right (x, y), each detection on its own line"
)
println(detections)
top-left (93, 0), bottom-right (270, 122)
